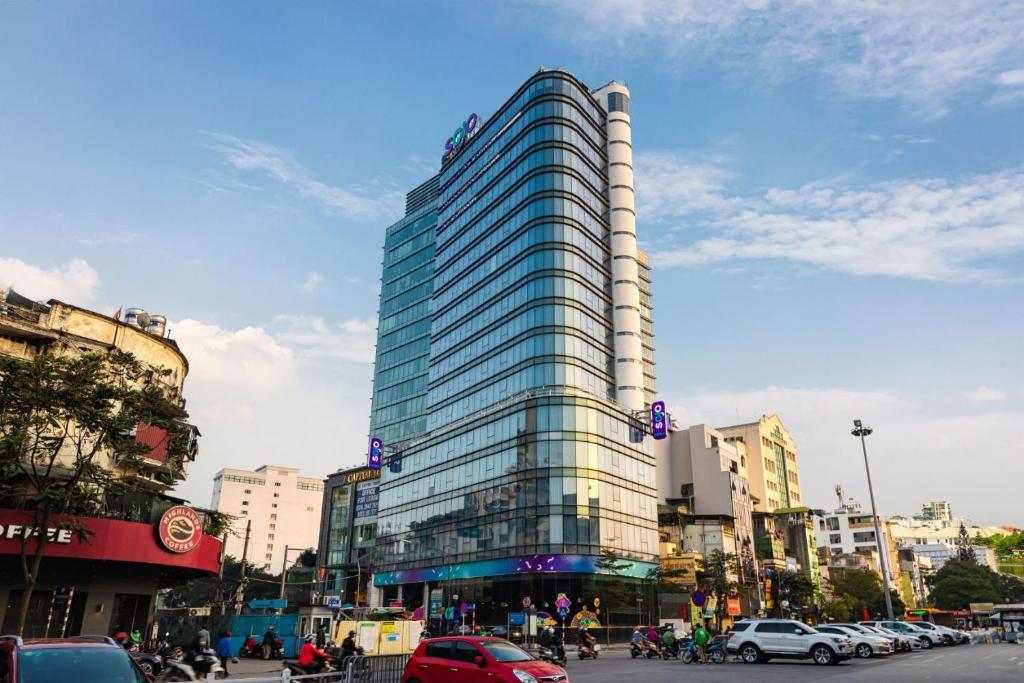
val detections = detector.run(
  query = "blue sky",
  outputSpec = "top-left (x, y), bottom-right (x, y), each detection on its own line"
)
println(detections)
top-left (2, 1), bottom-right (1022, 525)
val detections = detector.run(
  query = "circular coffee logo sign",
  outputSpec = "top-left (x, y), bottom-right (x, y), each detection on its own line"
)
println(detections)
top-left (158, 505), bottom-right (202, 553)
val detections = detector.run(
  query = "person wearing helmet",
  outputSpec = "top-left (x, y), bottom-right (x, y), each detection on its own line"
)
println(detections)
top-left (297, 634), bottom-right (329, 673)
top-left (341, 629), bottom-right (359, 659)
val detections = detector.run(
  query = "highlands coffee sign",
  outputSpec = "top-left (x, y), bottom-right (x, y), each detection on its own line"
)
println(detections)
top-left (442, 113), bottom-right (480, 162)
top-left (0, 523), bottom-right (74, 544)
top-left (157, 505), bottom-right (203, 554)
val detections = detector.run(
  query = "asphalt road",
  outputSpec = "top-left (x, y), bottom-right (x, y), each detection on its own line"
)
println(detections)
top-left (558, 643), bottom-right (1024, 682)
top-left (228, 642), bottom-right (1024, 681)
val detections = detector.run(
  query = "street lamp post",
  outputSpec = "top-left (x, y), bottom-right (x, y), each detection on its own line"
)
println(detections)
top-left (851, 419), bottom-right (894, 621)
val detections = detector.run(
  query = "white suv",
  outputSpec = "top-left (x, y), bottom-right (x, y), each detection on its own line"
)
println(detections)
top-left (727, 619), bottom-right (853, 665)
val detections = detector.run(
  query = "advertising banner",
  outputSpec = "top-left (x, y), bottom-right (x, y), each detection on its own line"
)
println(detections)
top-left (354, 482), bottom-right (380, 521)
top-left (651, 401), bottom-right (668, 440)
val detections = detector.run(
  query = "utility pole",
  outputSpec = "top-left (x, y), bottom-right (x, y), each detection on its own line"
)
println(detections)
top-left (213, 532), bottom-right (228, 618)
top-left (852, 419), bottom-right (894, 621)
top-left (279, 545), bottom-right (290, 600)
top-left (234, 519), bottom-right (251, 615)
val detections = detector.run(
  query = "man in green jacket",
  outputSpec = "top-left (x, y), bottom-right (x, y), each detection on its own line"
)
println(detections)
top-left (694, 621), bottom-right (710, 664)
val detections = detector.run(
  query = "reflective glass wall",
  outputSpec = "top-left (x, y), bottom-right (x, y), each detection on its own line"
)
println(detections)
top-left (369, 176), bottom-right (439, 445)
top-left (375, 71), bottom-right (659, 581)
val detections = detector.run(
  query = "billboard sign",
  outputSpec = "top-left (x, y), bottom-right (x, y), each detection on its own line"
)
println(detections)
top-left (354, 482), bottom-right (380, 521)
top-left (368, 436), bottom-right (383, 470)
top-left (651, 401), bottom-right (668, 440)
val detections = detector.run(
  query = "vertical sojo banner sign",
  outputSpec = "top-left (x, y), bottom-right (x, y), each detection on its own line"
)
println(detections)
top-left (368, 436), bottom-right (383, 470)
top-left (651, 400), bottom-right (668, 440)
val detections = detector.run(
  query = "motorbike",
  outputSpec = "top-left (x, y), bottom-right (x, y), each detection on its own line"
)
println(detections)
top-left (283, 653), bottom-right (338, 676)
top-left (659, 639), bottom-right (680, 660)
top-left (538, 642), bottom-right (566, 667)
top-left (577, 640), bottom-right (600, 660)
top-left (237, 635), bottom-right (284, 659)
top-left (630, 639), bottom-right (659, 659)
top-left (681, 636), bottom-right (726, 664)
top-left (157, 650), bottom-right (226, 681)
top-left (131, 651), bottom-right (164, 677)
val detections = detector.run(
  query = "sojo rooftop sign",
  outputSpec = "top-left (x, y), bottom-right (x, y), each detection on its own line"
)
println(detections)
top-left (443, 113), bottom-right (480, 162)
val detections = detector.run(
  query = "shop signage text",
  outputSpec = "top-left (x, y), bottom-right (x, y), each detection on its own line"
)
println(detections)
top-left (651, 401), bottom-right (667, 440)
top-left (345, 468), bottom-right (381, 485)
top-left (368, 436), bottom-right (383, 471)
top-left (0, 524), bottom-right (73, 543)
top-left (443, 113), bottom-right (479, 162)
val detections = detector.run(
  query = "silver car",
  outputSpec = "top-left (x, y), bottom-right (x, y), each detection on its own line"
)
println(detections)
top-left (816, 624), bottom-right (893, 658)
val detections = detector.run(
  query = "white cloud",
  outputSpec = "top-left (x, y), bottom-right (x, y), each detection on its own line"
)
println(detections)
top-left (204, 132), bottom-right (404, 221)
top-left (540, 0), bottom-right (1024, 115)
top-left (644, 161), bottom-right (1024, 283)
top-left (965, 386), bottom-right (1008, 403)
top-left (995, 69), bottom-right (1024, 86)
top-left (169, 317), bottom-right (375, 506)
top-left (661, 385), bottom-right (1024, 526)
top-left (0, 256), bottom-right (102, 304)
top-left (299, 271), bottom-right (324, 295)
top-left (272, 314), bottom-right (377, 364)
top-left (77, 231), bottom-right (146, 247)
top-left (634, 151), bottom-right (739, 220)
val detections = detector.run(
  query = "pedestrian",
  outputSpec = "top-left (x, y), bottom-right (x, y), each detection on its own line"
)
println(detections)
top-left (262, 625), bottom-right (276, 660)
top-left (694, 621), bottom-right (710, 664)
top-left (315, 623), bottom-right (326, 650)
top-left (217, 631), bottom-right (233, 676)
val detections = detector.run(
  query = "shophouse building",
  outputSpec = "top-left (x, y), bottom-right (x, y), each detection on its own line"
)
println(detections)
top-left (0, 290), bottom-right (218, 637)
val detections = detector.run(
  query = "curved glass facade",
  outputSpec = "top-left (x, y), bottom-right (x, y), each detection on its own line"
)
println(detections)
top-left (374, 71), bottom-right (659, 592)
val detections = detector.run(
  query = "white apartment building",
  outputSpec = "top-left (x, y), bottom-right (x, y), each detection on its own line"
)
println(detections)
top-left (211, 465), bottom-right (324, 572)
top-left (814, 502), bottom-right (900, 586)
top-left (910, 543), bottom-right (997, 571)
top-left (656, 424), bottom-right (758, 580)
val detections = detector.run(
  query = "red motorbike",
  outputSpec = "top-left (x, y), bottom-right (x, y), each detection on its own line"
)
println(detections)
top-left (238, 636), bottom-right (260, 658)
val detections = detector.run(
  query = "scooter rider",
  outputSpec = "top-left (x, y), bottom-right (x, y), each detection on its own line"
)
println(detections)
top-left (539, 626), bottom-right (564, 662)
top-left (183, 629), bottom-right (215, 677)
top-left (340, 630), bottom-right (362, 659)
top-left (578, 628), bottom-right (597, 658)
top-left (297, 634), bottom-right (330, 673)
top-left (660, 624), bottom-right (678, 657)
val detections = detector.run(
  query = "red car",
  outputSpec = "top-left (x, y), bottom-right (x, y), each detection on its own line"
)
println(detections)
top-left (403, 636), bottom-right (568, 683)
top-left (0, 635), bottom-right (151, 683)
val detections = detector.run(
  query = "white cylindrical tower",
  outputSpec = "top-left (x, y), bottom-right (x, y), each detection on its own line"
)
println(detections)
top-left (593, 82), bottom-right (644, 412)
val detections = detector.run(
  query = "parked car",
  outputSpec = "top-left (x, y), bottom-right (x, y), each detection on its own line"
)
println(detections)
top-left (831, 623), bottom-right (908, 652)
top-left (0, 635), bottom-right (151, 683)
top-left (907, 621), bottom-right (961, 645)
top-left (815, 624), bottom-right (893, 658)
top-left (861, 621), bottom-right (940, 649)
top-left (726, 619), bottom-right (852, 665)
top-left (402, 636), bottom-right (568, 683)
top-left (867, 624), bottom-right (922, 651)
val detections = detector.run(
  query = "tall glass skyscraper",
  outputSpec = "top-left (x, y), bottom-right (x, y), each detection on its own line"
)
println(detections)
top-left (370, 69), bottom-right (660, 625)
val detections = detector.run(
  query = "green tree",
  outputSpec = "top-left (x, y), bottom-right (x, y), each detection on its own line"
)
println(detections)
top-left (699, 550), bottom-right (740, 628)
top-left (929, 559), bottom-right (1001, 609)
top-left (162, 556), bottom-right (284, 608)
top-left (955, 522), bottom-right (976, 562)
top-left (0, 350), bottom-right (193, 635)
top-left (830, 569), bottom-right (905, 619)
top-left (773, 570), bottom-right (816, 616)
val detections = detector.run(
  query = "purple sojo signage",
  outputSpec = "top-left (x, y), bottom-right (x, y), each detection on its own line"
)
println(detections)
top-left (651, 401), bottom-right (668, 440)
top-left (443, 113), bottom-right (479, 162)
top-left (368, 436), bottom-right (383, 470)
